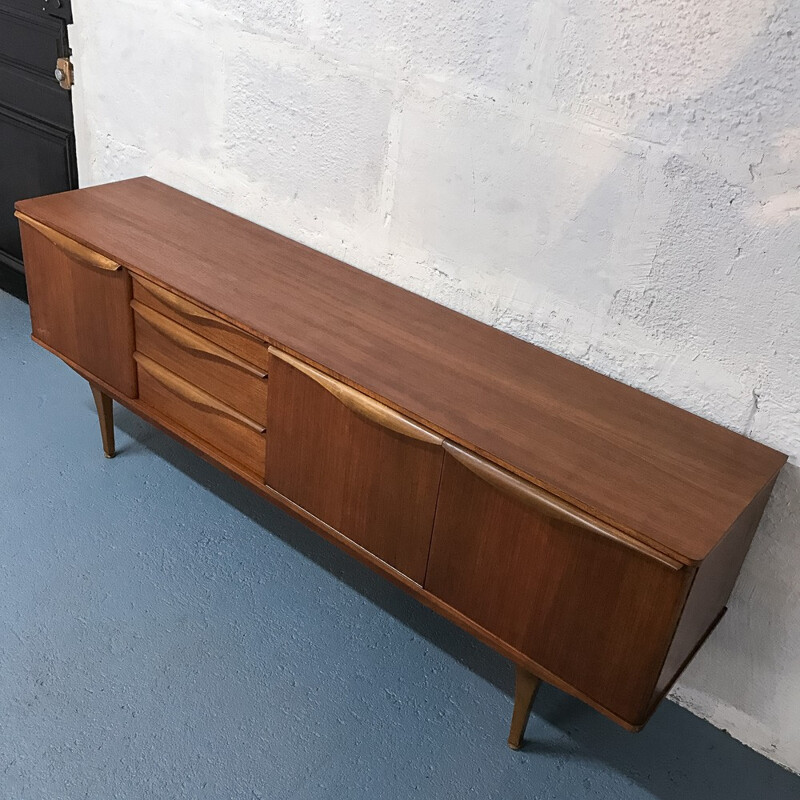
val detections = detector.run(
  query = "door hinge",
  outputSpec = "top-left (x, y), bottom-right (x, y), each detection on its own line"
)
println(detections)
top-left (55, 57), bottom-right (74, 90)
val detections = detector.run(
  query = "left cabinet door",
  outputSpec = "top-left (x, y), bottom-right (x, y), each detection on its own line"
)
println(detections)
top-left (17, 213), bottom-right (137, 397)
top-left (265, 349), bottom-right (444, 584)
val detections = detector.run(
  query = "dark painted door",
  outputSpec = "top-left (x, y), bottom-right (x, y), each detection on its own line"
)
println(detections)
top-left (0, 0), bottom-right (76, 299)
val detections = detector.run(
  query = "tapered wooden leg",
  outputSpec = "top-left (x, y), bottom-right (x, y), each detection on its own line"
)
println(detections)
top-left (90, 384), bottom-right (115, 458)
top-left (508, 665), bottom-right (541, 750)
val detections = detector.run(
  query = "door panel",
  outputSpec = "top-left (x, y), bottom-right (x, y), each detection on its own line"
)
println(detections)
top-left (18, 216), bottom-right (137, 397)
top-left (0, 108), bottom-right (74, 263)
top-left (265, 349), bottom-right (444, 583)
top-left (0, 0), bottom-right (76, 290)
top-left (424, 443), bottom-right (691, 725)
top-left (0, 0), bottom-right (72, 23)
top-left (0, 60), bottom-right (73, 129)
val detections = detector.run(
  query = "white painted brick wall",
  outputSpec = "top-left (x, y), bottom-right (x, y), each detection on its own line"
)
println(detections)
top-left (70, 0), bottom-right (800, 772)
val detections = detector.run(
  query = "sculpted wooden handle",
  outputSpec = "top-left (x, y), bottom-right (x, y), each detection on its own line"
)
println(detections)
top-left (133, 301), bottom-right (267, 379)
top-left (15, 211), bottom-right (120, 272)
top-left (270, 348), bottom-right (443, 446)
top-left (134, 352), bottom-right (266, 434)
top-left (444, 442), bottom-right (682, 569)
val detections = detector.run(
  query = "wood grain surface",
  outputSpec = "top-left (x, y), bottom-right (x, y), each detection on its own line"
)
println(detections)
top-left (132, 274), bottom-right (270, 370)
top-left (16, 178), bottom-right (788, 564)
top-left (135, 352), bottom-right (267, 477)
top-left (133, 301), bottom-right (269, 423)
top-left (424, 447), bottom-right (693, 725)
top-left (15, 212), bottom-right (120, 272)
top-left (18, 216), bottom-right (137, 398)
top-left (39, 337), bottom-right (661, 730)
top-left (652, 476), bottom-right (779, 702)
top-left (265, 349), bottom-right (444, 583)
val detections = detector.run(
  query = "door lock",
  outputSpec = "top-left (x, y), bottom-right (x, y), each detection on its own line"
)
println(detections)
top-left (54, 57), bottom-right (74, 90)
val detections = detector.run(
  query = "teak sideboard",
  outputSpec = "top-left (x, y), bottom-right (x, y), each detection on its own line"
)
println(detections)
top-left (16, 178), bottom-right (787, 749)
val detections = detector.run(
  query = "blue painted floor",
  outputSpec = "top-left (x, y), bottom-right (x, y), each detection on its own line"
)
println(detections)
top-left (1, 287), bottom-right (798, 799)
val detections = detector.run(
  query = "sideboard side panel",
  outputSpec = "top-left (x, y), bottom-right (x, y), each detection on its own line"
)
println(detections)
top-left (19, 220), bottom-right (137, 397)
top-left (653, 476), bottom-right (778, 700)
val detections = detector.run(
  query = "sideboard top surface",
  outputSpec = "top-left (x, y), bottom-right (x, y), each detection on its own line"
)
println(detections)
top-left (17, 177), bottom-right (787, 565)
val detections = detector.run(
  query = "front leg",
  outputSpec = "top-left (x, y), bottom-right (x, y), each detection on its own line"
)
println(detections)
top-left (89, 383), bottom-right (116, 458)
top-left (508, 665), bottom-right (541, 750)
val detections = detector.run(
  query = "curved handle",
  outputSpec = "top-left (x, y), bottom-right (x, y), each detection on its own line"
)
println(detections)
top-left (444, 442), bottom-right (682, 569)
top-left (15, 211), bottom-right (120, 272)
top-left (133, 301), bottom-right (267, 379)
top-left (270, 348), bottom-right (443, 446)
top-left (134, 352), bottom-right (266, 435)
top-left (137, 276), bottom-right (261, 343)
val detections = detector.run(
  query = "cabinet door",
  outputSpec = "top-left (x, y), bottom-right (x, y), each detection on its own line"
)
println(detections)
top-left (18, 213), bottom-right (136, 396)
top-left (265, 349), bottom-right (444, 584)
top-left (425, 443), bottom-right (691, 726)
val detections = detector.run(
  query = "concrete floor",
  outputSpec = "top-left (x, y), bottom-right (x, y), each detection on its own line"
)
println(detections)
top-left (1, 287), bottom-right (798, 799)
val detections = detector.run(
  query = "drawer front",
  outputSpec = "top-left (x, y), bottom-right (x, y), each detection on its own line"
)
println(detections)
top-left (135, 353), bottom-right (266, 478)
top-left (132, 275), bottom-right (269, 370)
top-left (424, 444), bottom-right (690, 726)
top-left (265, 349), bottom-right (444, 584)
top-left (133, 301), bottom-right (268, 424)
top-left (17, 213), bottom-right (137, 397)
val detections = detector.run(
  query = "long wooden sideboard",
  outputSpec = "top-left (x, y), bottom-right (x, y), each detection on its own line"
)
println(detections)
top-left (15, 177), bottom-right (786, 749)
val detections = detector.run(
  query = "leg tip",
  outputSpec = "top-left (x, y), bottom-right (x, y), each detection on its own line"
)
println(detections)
top-left (104, 452), bottom-right (115, 459)
top-left (507, 739), bottom-right (522, 751)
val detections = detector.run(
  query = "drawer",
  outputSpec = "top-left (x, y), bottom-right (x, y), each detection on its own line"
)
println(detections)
top-left (135, 352), bottom-right (267, 478)
top-left (132, 275), bottom-right (269, 370)
top-left (133, 301), bottom-right (268, 424)
top-left (424, 443), bottom-right (689, 726)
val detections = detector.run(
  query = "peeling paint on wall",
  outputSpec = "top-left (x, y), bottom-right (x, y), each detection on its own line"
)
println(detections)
top-left (70, 0), bottom-right (800, 773)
